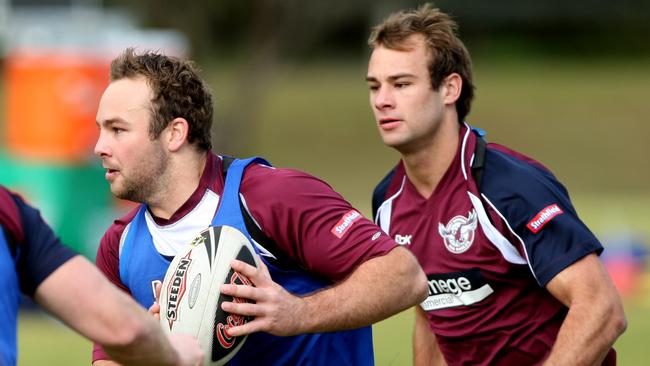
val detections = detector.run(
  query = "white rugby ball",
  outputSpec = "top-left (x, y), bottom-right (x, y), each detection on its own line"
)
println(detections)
top-left (159, 225), bottom-right (260, 366)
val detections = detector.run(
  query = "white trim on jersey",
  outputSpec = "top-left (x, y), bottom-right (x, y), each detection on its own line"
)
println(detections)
top-left (479, 192), bottom-right (539, 284)
top-left (375, 176), bottom-right (407, 236)
top-left (240, 193), bottom-right (277, 259)
top-left (118, 221), bottom-right (131, 257)
top-left (143, 190), bottom-right (220, 256)
top-left (460, 123), bottom-right (472, 181)
top-left (469, 153), bottom-right (475, 172)
top-left (467, 192), bottom-right (527, 265)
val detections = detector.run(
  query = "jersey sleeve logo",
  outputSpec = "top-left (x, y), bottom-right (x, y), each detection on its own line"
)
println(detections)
top-left (438, 210), bottom-right (478, 254)
top-left (526, 204), bottom-right (564, 234)
top-left (331, 210), bottom-right (362, 238)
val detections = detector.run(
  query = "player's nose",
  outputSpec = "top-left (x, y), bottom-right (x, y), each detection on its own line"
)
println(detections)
top-left (374, 86), bottom-right (395, 110)
top-left (94, 130), bottom-right (111, 158)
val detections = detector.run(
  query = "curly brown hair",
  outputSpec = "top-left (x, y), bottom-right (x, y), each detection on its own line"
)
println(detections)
top-left (109, 48), bottom-right (213, 151)
top-left (369, 4), bottom-right (475, 123)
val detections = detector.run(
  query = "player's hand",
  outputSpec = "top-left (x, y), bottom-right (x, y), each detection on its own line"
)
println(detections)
top-left (219, 258), bottom-right (305, 337)
top-left (148, 282), bottom-right (162, 321)
top-left (168, 333), bottom-right (204, 366)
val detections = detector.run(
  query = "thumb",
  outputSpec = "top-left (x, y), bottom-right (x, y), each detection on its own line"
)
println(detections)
top-left (155, 282), bottom-right (162, 303)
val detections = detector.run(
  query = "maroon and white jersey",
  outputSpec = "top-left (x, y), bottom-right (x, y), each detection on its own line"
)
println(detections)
top-left (372, 125), bottom-right (615, 365)
top-left (93, 152), bottom-right (396, 362)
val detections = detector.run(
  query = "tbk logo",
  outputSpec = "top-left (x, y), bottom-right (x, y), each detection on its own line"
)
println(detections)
top-left (395, 234), bottom-right (412, 245)
top-left (438, 210), bottom-right (478, 254)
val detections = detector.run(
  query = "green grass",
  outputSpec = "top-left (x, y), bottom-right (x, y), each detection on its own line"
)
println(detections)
top-left (373, 300), bottom-right (650, 366)
top-left (18, 298), bottom-right (650, 365)
top-left (18, 313), bottom-right (91, 365)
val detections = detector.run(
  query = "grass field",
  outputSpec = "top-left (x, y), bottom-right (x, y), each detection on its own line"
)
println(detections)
top-left (12, 55), bottom-right (650, 364)
top-left (17, 294), bottom-right (650, 365)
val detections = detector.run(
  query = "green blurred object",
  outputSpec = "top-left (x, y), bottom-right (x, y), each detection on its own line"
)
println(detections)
top-left (0, 151), bottom-right (113, 258)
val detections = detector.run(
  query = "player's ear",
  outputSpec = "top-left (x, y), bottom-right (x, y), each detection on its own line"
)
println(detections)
top-left (166, 117), bottom-right (189, 152)
top-left (442, 73), bottom-right (462, 105)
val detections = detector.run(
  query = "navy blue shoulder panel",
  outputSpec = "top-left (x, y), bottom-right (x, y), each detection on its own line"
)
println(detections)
top-left (11, 194), bottom-right (77, 296)
top-left (479, 147), bottom-right (602, 286)
top-left (372, 167), bottom-right (397, 222)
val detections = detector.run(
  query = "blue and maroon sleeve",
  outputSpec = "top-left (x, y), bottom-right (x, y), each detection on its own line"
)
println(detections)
top-left (1, 188), bottom-right (77, 297)
top-left (481, 148), bottom-right (603, 286)
top-left (242, 165), bottom-right (397, 282)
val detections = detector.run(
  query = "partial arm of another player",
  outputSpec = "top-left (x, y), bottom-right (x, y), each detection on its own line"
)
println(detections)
top-left (93, 360), bottom-right (120, 366)
top-left (34, 256), bottom-right (203, 366)
top-left (414, 306), bottom-right (447, 366)
top-left (542, 253), bottom-right (626, 366)
top-left (221, 246), bottom-right (428, 336)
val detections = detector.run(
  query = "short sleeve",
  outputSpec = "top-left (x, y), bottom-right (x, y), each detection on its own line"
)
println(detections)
top-left (241, 165), bottom-right (397, 282)
top-left (482, 148), bottom-right (602, 286)
top-left (95, 209), bottom-right (138, 293)
top-left (11, 194), bottom-right (77, 296)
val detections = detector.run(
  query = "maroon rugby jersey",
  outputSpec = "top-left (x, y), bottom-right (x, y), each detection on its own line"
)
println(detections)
top-left (373, 125), bottom-right (615, 365)
top-left (93, 152), bottom-right (397, 362)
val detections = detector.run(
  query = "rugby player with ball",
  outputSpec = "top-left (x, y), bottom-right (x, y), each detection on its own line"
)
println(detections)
top-left (92, 49), bottom-right (428, 365)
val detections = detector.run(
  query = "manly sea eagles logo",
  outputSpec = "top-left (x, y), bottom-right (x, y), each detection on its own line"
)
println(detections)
top-left (438, 210), bottom-right (478, 254)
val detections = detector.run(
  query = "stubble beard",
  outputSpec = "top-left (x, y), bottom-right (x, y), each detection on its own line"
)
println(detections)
top-left (113, 145), bottom-right (170, 204)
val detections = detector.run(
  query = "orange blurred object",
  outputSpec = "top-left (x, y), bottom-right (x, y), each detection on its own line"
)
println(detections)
top-left (605, 259), bottom-right (643, 298)
top-left (4, 51), bottom-right (109, 162)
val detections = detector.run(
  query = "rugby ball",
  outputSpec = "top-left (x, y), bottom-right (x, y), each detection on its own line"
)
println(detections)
top-left (159, 225), bottom-right (260, 366)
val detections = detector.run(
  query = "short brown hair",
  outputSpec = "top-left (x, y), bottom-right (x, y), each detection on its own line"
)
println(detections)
top-left (369, 4), bottom-right (475, 122)
top-left (110, 48), bottom-right (213, 151)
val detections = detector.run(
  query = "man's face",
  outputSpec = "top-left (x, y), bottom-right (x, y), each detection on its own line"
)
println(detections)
top-left (94, 76), bottom-right (169, 203)
top-left (367, 34), bottom-right (446, 153)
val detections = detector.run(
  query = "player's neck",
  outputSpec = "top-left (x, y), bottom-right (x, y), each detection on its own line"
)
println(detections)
top-left (401, 121), bottom-right (459, 199)
top-left (148, 150), bottom-right (208, 220)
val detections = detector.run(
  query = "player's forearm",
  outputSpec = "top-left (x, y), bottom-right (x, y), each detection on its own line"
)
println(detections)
top-left (414, 307), bottom-right (447, 366)
top-left (543, 290), bottom-right (626, 365)
top-left (36, 257), bottom-right (181, 366)
top-left (543, 255), bottom-right (627, 365)
top-left (101, 326), bottom-right (179, 366)
top-left (299, 247), bottom-right (428, 333)
top-left (93, 360), bottom-right (122, 366)
top-left (36, 256), bottom-right (141, 346)
top-left (90, 286), bottom-right (183, 366)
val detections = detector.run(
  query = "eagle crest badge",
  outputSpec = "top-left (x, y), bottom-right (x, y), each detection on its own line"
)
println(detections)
top-left (438, 210), bottom-right (478, 254)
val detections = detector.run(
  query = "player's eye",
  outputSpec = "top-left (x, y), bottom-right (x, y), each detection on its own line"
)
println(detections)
top-left (368, 84), bottom-right (379, 92)
top-left (395, 82), bottom-right (410, 89)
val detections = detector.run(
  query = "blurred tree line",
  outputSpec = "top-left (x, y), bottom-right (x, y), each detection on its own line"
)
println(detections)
top-left (107, 0), bottom-right (650, 60)
top-left (99, 0), bottom-right (649, 155)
